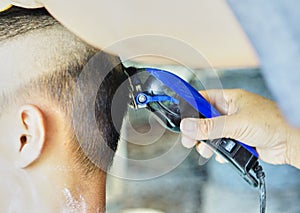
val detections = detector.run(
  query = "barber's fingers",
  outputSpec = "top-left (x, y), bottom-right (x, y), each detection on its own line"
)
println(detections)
top-left (196, 141), bottom-right (227, 164)
top-left (182, 134), bottom-right (214, 165)
top-left (180, 115), bottom-right (241, 141)
top-left (181, 135), bottom-right (214, 158)
top-left (195, 142), bottom-right (214, 159)
top-left (196, 142), bottom-right (214, 165)
top-left (198, 89), bottom-right (233, 115)
top-left (181, 135), bottom-right (197, 149)
top-left (181, 134), bottom-right (227, 165)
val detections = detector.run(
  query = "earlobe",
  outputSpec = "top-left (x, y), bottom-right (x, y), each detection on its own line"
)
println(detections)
top-left (16, 105), bottom-right (46, 168)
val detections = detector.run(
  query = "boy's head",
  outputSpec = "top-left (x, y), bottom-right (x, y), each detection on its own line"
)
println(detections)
top-left (0, 7), bottom-right (129, 176)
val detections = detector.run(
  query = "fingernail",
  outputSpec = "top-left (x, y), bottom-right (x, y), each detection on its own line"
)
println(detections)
top-left (181, 136), bottom-right (196, 149)
top-left (180, 119), bottom-right (197, 133)
top-left (196, 143), bottom-right (214, 159)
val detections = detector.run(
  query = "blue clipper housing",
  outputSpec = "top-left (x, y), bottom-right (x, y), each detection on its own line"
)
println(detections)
top-left (126, 67), bottom-right (260, 188)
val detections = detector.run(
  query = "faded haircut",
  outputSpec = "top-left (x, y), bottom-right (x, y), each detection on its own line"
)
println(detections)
top-left (0, 7), bottom-right (129, 174)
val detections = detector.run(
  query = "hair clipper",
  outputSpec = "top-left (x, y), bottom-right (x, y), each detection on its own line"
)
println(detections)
top-left (125, 67), bottom-right (267, 187)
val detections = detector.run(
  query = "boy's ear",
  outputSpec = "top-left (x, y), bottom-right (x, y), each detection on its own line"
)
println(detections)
top-left (16, 105), bottom-right (46, 168)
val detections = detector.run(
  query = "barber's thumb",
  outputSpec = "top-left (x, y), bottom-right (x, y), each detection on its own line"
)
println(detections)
top-left (180, 117), bottom-right (228, 141)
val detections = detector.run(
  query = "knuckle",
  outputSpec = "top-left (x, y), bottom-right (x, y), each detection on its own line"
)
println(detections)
top-left (198, 119), bottom-right (214, 139)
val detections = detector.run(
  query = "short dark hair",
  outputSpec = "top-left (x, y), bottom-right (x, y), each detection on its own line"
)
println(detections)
top-left (0, 7), bottom-right (129, 174)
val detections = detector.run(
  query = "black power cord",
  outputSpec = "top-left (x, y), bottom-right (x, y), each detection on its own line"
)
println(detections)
top-left (254, 163), bottom-right (266, 213)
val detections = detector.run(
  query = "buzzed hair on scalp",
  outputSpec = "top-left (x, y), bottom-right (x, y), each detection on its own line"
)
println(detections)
top-left (0, 7), bottom-right (57, 40)
top-left (0, 7), bottom-right (129, 174)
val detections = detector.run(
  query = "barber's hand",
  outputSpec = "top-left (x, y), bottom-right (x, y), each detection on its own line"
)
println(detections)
top-left (180, 89), bottom-right (294, 166)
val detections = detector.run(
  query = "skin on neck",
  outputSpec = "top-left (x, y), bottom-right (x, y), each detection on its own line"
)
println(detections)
top-left (0, 101), bottom-right (106, 212)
